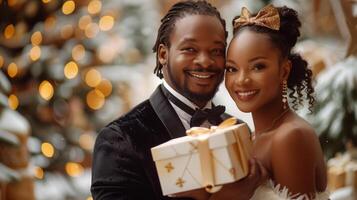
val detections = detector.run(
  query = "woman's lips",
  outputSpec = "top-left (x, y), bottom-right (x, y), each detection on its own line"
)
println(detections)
top-left (235, 90), bottom-right (259, 101)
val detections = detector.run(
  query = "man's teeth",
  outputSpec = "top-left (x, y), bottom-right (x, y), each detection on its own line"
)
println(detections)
top-left (190, 73), bottom-right (211, 79)
top-left (238, 91), bottom-right (257, 96)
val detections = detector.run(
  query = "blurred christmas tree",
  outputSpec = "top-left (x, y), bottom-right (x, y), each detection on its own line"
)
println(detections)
top-left (308, 56), bottom-right (357, 158)
top-left (307, 0), bottom-right (357, 159)
top-left (0, 0), bottom-right (157, 199)
top-left (0, 70), bottom-right (34, 200)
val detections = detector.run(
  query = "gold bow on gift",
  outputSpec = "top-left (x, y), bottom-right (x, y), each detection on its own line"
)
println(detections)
top-left (185, 117), bottom-right (237, 193)
top-left (186, 117), bottom-right (237, 136)
top-left (233, 4), bottom-right (280, 31)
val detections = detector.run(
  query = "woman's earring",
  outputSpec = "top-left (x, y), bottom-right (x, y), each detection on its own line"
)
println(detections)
top-left (282, 80), bottom-right (288, 109)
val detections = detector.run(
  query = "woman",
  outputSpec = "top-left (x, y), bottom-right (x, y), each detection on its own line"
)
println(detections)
top-left (225, 4), bottom-right (329, 199)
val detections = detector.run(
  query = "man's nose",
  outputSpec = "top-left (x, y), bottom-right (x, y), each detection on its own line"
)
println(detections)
top-left (194, 52), bottom-right (214, 68)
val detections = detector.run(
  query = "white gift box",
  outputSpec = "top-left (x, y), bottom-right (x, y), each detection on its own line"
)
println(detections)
top-left (151, 123), bottom-right (252, 195)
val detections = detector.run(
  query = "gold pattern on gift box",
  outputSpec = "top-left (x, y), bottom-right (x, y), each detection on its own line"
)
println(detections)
top-left (172, 142), bottom-right (202, 187)
top-left (176, 178), bottom-right (185, 188)
top-left (165, 162), bottom-right (174, 173)
top-left (169, 119), bottom-right (241, 190)
top-left (211, 151), bottom-right (236, 179)
top-left (170, 137), bottom-right (237, 189)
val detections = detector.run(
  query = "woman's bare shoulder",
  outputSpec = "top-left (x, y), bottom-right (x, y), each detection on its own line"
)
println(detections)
top-left (273, 114), bottom-right (318, 145)
top-left (269, 114), bottom-right (325, 194)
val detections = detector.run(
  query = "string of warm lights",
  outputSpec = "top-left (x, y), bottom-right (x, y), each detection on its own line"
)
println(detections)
top-left (1, 1), bottom-right (111, 199)
top-left (0, 0), bottom-right (155, 199)
top-left (2, 0), bottom-right (118, 112)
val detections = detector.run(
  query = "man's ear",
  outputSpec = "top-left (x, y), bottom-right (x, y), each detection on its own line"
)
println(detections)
top-left (281, 59), bottom-right (292, 81)
top-left (158, 44), bottom-right (168, 67)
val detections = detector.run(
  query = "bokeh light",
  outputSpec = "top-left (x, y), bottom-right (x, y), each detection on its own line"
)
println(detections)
top-left (79, 134), bottom-right (95, 150)
top-left (7, 62), bottom-right (18, 78)
top-left (85, 68), bottom-right (101, 87)
top-left (62, 0), bottom-right (75, 15)
top-left (4, 24), bottom-right (15, 39)
top-left (41, 142), bottom-right (55, 158)
top-left (72, 44), bottom-right (85, 61)
top-left (78, 15), bottom-right (92, 30)
top-left (29, 46), bottom-right (41, 61)
top-left (84, 23), bottom-right (99, 38)
top-left (95, 79), bottom-right (112, 97)
top-left (87, 0), bottom-right (102, 15)
top-left (31, 31), bottom-right (43, 45)
top-left (64, 61), bottom-right (78, 79)
top-left (34, 166), bottom-right (44, 179)
top-left (99, 15), bottom-right (114, 31)
top-left (8, 94), bottom-right (19, 110)
top-left (65, 162), bottom-right (84, 177)
top-left (39, 80), bottom-right (54, 101)
top-left (86, 89), bottom-right (105, 110)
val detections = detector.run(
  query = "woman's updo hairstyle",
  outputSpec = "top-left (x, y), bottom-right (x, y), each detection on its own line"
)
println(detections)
top-left (232, 6), bottom-right (315, 111)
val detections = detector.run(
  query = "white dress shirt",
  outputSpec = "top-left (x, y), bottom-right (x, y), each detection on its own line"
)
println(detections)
top-left (162, 81), bottom-right (213, 130)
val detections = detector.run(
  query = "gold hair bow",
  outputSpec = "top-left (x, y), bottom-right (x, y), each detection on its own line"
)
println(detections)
top-left (233, 4), bottom-right (280, 31)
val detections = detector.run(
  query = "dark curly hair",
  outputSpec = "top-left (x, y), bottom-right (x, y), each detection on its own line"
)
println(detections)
top-left (152, 0), bottom-right (228, 79)
top-left (232, 6), bottom-right (315, 111)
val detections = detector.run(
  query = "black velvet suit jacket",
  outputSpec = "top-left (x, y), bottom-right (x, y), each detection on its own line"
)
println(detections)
top-left (91, 85), bottom-right (233, 200)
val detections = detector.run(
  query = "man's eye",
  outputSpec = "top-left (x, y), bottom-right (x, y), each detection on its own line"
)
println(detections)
top-left (182, 48), bottom-right (196, 52)
top-left (225, 66), bottom-right (237, 73)
top-left (211, 49), bottom-right (225, 56)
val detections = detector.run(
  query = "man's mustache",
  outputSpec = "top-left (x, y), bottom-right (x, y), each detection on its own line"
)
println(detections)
top-left (184, 68), bottom-right (223, 73)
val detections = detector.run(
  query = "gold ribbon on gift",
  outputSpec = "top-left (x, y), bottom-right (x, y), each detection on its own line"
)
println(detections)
top-left (186, 117), bottom-right (237, 193)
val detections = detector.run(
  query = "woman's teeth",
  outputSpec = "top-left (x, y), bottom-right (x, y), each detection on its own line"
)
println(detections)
top-left (238, 90), bottom-right (257, 96)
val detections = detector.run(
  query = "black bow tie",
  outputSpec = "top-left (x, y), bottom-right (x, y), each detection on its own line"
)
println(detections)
top-left (161, 85), bottom-right (225, 127)
top-left (190, 106), bottom-right (225, 127)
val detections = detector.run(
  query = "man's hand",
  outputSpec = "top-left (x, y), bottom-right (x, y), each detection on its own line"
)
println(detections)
top-left (209, 158), bottom-right (269, 200)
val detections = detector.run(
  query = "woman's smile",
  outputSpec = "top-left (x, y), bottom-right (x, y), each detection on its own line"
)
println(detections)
top-left (235, 89), bottom-right (259, 101)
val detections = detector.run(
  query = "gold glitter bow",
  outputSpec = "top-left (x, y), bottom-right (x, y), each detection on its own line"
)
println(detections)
top-left (186, 117), bottom-right (237, 136)
top-left (233, 4), bottom-right (280, 31)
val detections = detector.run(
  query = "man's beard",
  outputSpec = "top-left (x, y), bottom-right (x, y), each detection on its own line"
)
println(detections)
top-left (167, 60), bottom-right (223, 103)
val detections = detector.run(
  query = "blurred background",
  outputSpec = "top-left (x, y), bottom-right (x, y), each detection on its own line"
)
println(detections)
top-left (0, 0), bottom-right (356, 199)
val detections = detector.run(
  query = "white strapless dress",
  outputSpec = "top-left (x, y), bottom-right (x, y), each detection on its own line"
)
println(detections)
top-left (250, 180), bottom-right (330, 200)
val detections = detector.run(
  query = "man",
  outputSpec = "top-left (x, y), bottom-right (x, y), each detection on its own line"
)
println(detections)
top-left (91, 1), bottom-right (267, 199)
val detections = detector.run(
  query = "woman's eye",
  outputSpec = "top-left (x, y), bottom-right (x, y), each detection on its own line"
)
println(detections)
top-left (252, 63), bottom-right (266, 70)
top-left (225, 66), bottom-right (237, 73)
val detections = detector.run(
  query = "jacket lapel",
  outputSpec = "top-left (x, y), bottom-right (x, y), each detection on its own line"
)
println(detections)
top-left (149, 85), bottom-right (186, 139)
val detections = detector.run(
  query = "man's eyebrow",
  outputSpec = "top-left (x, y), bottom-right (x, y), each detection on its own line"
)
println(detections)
top-left (179, 37), bottom-right (226, 46)
top-left (214, 41), bottom-right (226, 46)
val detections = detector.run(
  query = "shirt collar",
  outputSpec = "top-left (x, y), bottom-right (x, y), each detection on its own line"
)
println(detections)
top-left (162, 80), bottom-right (212, 110)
